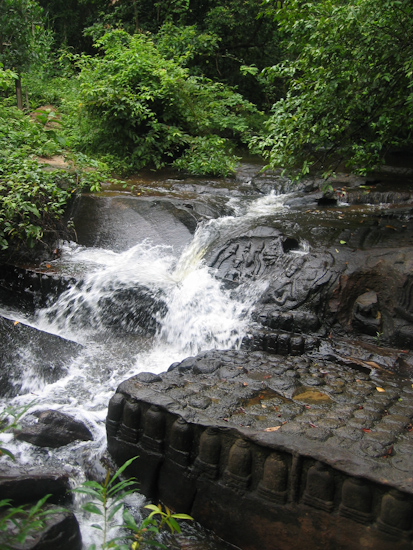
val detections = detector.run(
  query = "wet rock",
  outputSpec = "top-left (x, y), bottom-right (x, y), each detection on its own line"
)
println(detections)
top-left (0, 316), bottom-right (82, 397)
top-left (0, 265), bottom-right (76, 312)
top-left (15, 409), bottom-right (93, 448)
top-left (136, 372), bottom-right (162, 383)
top-left (352, 290), bottom-right (381, 336)
top-left (95, 286), bottom-right (167, 334)
top-left (70, 195), bottom-right (194, 253)
top-left (0, 466), bottom-right (70, 505)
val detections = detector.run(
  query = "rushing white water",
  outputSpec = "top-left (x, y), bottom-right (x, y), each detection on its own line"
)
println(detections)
top-left (0, 189), bottom-right (294, 547)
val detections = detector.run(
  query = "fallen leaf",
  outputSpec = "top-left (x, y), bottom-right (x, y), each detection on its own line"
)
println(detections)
top-left (340, 240), bottom-right (346, 245)
top-left (263, 374), bottom-right (272, 379)
top-left (376, 387), bottom-right (385, 393)
top-left (335, 249), bottom-right (339, 253)
top-left (362, 428), bottom-right (371, 433)
top-left (261, 404), bottom-right (267, 408)
top-left (264, 426), bottom-right (281, 432)
top-left (383, 445), bottom-right (393, 458)
top-left (13, 321), bottom-right (19, 326)
top-left (365, 361), bottom-right (380, 368)
top-left (46, 264), bottom-right (51, 268)
top-left (242, 382), bottom-right (248, 386)
top-left (309, 422), bottom-right (318, 428)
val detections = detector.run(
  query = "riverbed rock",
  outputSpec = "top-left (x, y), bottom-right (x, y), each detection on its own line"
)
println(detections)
top-left (203, 199), bottom-right (413, 350)
top-left (0, 316), bottom-right (83, 397)
top-left (0, 466), bottom-right (71, 505)
top-left (107, 348), bottom-right (413, 550)
top-left (70, 194), bottom-right (197, 252)
top-left (14, 409), bottom-right (93, 448)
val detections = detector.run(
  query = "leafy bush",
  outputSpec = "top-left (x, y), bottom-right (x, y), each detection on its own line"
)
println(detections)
top-left (0, 102), bottom-right (113, 254)
top-left (173, 135), bottom-right (239, 176)
top-left (76, 29), bottom-right (259, 175)
top-left (255, 0), bottom-right (413, 177)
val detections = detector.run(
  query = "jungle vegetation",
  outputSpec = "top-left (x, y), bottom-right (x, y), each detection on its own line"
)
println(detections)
top-left (0, 0), bottom-right (412, 254)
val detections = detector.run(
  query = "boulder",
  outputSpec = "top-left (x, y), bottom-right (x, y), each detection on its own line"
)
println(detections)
top-left (14, 410), bottom-right (93, 448)
top-left (0, 316), bottom-right (82, 397)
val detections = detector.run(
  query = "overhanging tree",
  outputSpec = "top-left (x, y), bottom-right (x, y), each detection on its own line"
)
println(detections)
top-left (255, 0), bottom-right (413, 177)
top-left (0, 0), bottom-right (45, 108)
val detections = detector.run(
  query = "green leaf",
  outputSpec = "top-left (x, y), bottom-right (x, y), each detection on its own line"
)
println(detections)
top-left (82, 503), bottom-right (103, 515)
top-left (0, 446), bottom-right (15, 460)
top-left (109, 456), bottom-right (138, 486)
top-left (122, 508), bottom-right (138, 530)
top-left (107, 502), bottom-right (123, 521)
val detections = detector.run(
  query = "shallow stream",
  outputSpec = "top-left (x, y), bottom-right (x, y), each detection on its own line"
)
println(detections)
top-left (2, 160), bottom-right (412, 548)
top-left (0, 165), bottom-right (296, 547)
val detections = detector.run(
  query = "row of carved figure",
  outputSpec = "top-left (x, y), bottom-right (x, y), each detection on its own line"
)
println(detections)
top-left (106, 393), bottom-right (413, 540)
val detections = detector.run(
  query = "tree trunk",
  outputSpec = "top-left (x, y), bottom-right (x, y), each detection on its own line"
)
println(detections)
top-left (15, 77), bottom-right (23, 110)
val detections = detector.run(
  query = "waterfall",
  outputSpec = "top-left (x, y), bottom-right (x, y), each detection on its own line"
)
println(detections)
top-left (0, 188), bottom-right (292, 546)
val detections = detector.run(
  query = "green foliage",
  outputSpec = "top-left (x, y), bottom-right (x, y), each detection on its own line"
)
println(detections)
top-left (74, 457), bottom-right (138, 549)
top-left (0, 104), bottom-right (73, 251)
top-left (74, 456), bottom-right (192, 550)
top-left (255, 0), bottom-right (413, 177)
top-left (155, 23), bottom-right (219, 68)
top-left (126, 503), bottom-right (193, 550)
top-left (0, 0), bottom-right (42, 74)
top-left (0, 154), bottom-right (73, 250)
top-left (0, 99), bottom-right (114, 253)
top-left (173, 135), bottom-right (240, 176)
top-left (0, 0), bottom-right (52, 107)
top-left (0, 64), bottom-right (17, 91)
top-left (37, 0), bottom-right (282, 106)
top-left (76, 29), bottom-right (259, 175)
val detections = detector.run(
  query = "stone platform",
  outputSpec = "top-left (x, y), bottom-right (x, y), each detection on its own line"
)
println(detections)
top-left (107, 349), bottom-right (413, 550)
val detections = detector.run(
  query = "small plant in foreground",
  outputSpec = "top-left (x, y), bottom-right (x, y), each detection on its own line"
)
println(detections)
top-left (74, 456), bottom-right (192, 550)
top-left (0, 402), bottom-right (35, 460)
top-left (0, 404), bottom-right (60, 548)
top-left (0, 494), bottom-right (55, 550)
top-left (373, 331), bottom-right (384, 347)
top-left (125, 503), bottom-right (193, 550)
